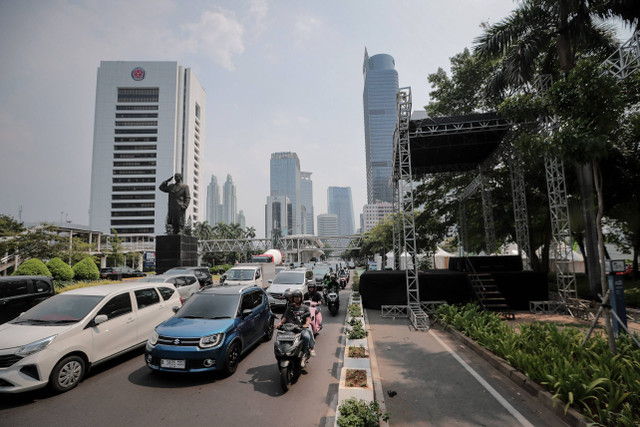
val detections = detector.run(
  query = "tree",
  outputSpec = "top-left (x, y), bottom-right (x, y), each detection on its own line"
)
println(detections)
top-left (0, 214), bottom-right (24, 237)
top-left (46, 257), bottom-right (75, 281)
top-left (13, 258), bottom-right (51, 276)
top-left (244, 226), bottom-right (256, 239)
top-left (73, 256), bottom-right (100, 281)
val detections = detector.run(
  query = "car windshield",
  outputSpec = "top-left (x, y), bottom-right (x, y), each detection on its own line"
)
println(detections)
top-left (312, 266), bottom-right (330, 277)
top-left (226, 269), bottom-right (255, 280)
top-left (273, 272), bottom-right (304, 285)
top-left (176, 293), bottom-right (239, 319)
top-left (11, 294), bottom-right (104, 324)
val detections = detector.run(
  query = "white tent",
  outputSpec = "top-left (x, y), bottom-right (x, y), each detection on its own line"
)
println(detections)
top-left (433, 247), bottom-right (455, 269)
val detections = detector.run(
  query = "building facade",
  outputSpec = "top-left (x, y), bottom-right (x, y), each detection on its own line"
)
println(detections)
top-left (206, 174), bottom-right (221, 225)
top-left (222, 174), bottom-right (237, 225)
top-left (317, 214), bottom-right (338, 236)
top-left (327, 186), bottom-right (354, 235)
top-left (89, 61), bottom-right (205, 235)
top-left (362, 201), bottom-right (394, 232)
top-left (300, 171), bottom-right (314, 235)
top-left (265, 195), bottom-right (291, 238)
top-left (363, 49), bottom-right (398, 204)
top-left (270, 152), bottom-right (301, 235)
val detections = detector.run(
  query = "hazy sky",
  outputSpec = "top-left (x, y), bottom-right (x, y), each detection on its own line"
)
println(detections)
top-left (0, 1), bottom-right (633, 237)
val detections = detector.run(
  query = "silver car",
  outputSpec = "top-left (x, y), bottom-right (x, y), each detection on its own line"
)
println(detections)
top-left (136, 274), bottom-right (200, 302)
top-left (266, 270), bottom-right (308, 310)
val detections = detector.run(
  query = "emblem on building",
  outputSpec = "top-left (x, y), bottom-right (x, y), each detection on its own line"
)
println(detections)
top-left (131, 67), bottom-right (146, 81)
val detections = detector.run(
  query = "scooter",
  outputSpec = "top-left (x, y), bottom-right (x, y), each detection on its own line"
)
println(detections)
top-left (304, 300), bottom-right (323, 335)
top-left (326, 288), bottom-right (340, 316)
top-left (274, 323), bottom-right (310, 392)
top-left (338, 275), bottom-right (348, 289)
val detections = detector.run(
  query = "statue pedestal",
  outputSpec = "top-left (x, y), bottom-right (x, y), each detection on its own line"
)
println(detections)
top-left (155, 235), bottom-right (198, 274)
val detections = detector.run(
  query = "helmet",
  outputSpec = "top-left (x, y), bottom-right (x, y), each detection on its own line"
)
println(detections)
top-left (283, 289), bottom-right (292, 301)
top-left (308, 283), bottom-right (316, 291)
top-left (291, 289), bottom-right (303, 300)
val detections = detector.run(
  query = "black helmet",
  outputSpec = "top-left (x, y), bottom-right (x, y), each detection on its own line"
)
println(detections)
top-left (283, 289), bottom-right (292, 301)
top-left (292, 289), bottom-right (303, 300)
top-left (308, 283), bottom-right (316, 291)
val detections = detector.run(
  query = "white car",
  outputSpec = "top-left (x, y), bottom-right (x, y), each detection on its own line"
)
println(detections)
top-left (266, 270), bottom-right (309, 310)
top-left (0, 281), bottom-right (181, 394)
top-left (136, 273), bottom-right (200, 302)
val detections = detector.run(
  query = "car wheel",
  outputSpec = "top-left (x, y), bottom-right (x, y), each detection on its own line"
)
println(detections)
top-left (221, 341), bottom-right (241, 376)
top-left (49, 355), bottom-right (85, 393)
top-left (263, 317), bottom-right (275, 342)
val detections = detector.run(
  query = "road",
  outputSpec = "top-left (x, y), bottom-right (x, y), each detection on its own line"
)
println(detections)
top-left (0, 289), bottom-right (350, 427)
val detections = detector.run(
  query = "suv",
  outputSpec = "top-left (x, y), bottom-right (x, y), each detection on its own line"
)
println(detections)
top-left (0, 276), bottom-right (55, 324)
top-left (136, 274), bottom-right (200, 301)
top-left (100, 267), bottom-right (146, 280)
top-left (145, 285), bottom-right (274, 376)
top-left (0, 281), bottom-right (182, 393)
top-left (162, 266), bottom-right (213, 287)
top-left (266, 270), bottom-right (308, 310)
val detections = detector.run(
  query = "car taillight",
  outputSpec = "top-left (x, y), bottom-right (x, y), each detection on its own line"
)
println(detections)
top-left (180, 297), bottom-right (184, 304)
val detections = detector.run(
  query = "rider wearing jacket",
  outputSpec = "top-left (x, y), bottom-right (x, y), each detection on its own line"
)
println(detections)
top-left (276, 289), bottom-right (316, 356)
top-left (303, 283), bottom-right (323, 304)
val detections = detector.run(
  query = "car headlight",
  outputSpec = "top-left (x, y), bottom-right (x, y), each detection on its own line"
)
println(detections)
top-left (148, 330), bottom-right (158, 346)
top-left (16, 335), bottom-right (57, 357)
top-left (199, 333), bottom-right (224, 349)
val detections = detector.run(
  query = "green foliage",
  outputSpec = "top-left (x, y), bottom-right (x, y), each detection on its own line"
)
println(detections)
top-left (348, 322), bottom-right (368, 340)
top-left (13, 258), bottom-right (51, 276)
top-left (46, 257), bottom-right (74, 281)
top-left (337, 398), bottom-right (389, 427)
top-left (0, 214), bottom-right (24, 237)
top-left (72, 257), bottom-right (100, 281)
top-left (625, 288), bottom-right (640, 307)
top-left (348, 318), bottom-right (363, 328)
top-left (348, 303), bottom-right (362, 318)
top-left (305, 270), bottom-right (314, 280)
top-left (435, 304), bottom-right (640, 425)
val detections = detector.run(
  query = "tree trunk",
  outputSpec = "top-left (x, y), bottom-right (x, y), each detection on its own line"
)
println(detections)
top-left (576, 163), bottom-right (602, 299)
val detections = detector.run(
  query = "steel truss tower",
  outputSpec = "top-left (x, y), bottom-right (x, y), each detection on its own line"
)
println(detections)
top-left (506, 145), bottom-right (532, 270)
top-left (391, 87), bottom-right (429, 331)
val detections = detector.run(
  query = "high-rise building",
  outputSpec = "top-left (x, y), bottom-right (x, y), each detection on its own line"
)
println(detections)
top-left (363, 49), bottom-right (398, 204)
top-left (362, 201), bottom-right (394, 232)
top-left (300, 171), bottom-right (314, 235)
top-left (317, 214), bottom-right (338, 236)
top-left (270, 152), bottom-right (301, 235)
top-left (222, 174), bottom-right (237, 225)
top-left (328, 187), bottom-right (354, 235)
top-left (238, 210), bottom-right (246, 230)
top-left (206, 175), bottom-right (221, 225)
top-left (90, 61), bottom-right (205, 235)
top-left (265, 195), bottom-right (291, 238)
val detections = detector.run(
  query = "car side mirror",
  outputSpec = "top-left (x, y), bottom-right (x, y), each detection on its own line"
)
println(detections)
top-left (94, 314), bottom-right (108, 325)
top-left (268, 280), bottom-right (273, 284)
top-left (172, 306), bottom-right (180, 313)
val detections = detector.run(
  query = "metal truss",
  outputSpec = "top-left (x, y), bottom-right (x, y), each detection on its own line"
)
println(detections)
top-left (480, 170), bottom-right (497, 254)
top-left (381, 305), bottom-right (408, 318)
top-left (603, 30), bottom-right (640, 79)
top-left (411, 115), bottom-right (511, 138)
top-left (394, 87), bottom-right (429, 331)
top-left (392, 184), bottom-right (401, 270)
top-left (420, 301), bottom-right (448, 315)
top-left (506, 144), bottom-right (532, 269)
top-left (529, 300), bottom-right (566, 315)
top-left (198, 235), bottom-right (364, 254)
top-left (458, 200), bottom-right (468, 256)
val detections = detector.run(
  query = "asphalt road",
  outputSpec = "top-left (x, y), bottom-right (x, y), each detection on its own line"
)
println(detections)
top-left (0, 289), bottom-right (350, 427)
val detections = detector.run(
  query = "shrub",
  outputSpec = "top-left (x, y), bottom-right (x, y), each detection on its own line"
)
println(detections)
top-left (624, 287), bottom-right (640, 308)
top-left (73, 256), bottom-right (100, 281)
top-left (305, 270), bottom-right (314, 280)
top-left (352, 271), bottom-right (360, 292)
top-left (348, 322), bottom-right (368, 340)
top-left (46, 257), bottom-right (74, 281)
top-left (337, 398), bottom-right (389, 427)
top-left (13, 258), bottom-right (51, 276)
top-left (348, 303), bottom-right (362, 318)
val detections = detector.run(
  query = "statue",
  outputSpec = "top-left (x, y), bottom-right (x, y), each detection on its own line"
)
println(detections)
top-left (159, 173), bottom-right (191, 235)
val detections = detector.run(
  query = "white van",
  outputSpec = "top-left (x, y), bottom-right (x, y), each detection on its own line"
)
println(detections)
top-left (223, 263), bottom-right (275, 289)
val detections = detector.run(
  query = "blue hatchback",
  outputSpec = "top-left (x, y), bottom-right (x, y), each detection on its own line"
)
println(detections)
top-left (145, 285), bottom-right (274, 376)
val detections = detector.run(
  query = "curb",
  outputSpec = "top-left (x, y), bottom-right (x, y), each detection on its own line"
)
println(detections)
top-left (441, 324), bottom-right (589, 427)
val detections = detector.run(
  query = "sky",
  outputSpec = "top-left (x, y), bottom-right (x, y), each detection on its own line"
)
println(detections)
top-left (0, 0), bottom-right (634, 238)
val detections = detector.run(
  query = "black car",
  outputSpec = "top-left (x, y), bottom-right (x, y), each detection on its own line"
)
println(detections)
top-left (163, 266), bottom-right (213, 287)
top-left (100, 267), bottom-right (146, 280)
top-left (0, 276), bottom-right (55, 324)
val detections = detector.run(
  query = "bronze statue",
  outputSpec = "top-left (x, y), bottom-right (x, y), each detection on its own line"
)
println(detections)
top-left (159, 173), bottom-right (191, 234)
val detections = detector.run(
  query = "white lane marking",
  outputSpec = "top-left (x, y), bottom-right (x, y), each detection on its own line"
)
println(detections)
top-left (430, 330), bottom-right (534, 427)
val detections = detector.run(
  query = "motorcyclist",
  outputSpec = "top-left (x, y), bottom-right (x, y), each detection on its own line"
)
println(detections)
top-left (282, 288), bottom-right (293, 312)
top-left (304, 282), bottom-right (323, 331)
top-left (276, 289), bottom-right (316, 356)
top-left (326, 273), bottom-right (340, 293)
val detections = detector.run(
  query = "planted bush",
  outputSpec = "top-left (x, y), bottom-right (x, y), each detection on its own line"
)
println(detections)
top-left (348, 346), bottom-right (368, 358)
top-left (73, 257), bottom-right (100, 281)
top-left (46, 257), bottom-right (74, 281)
top-left (348, 303), bottom-right (362, 318)
top-left (337, 398), bottom-right (389, 427)
top-left (435, 303), bottom-right (640, 426)
top-left (13, 259), bottom-right (51, 276)
top-left (348, 322), bottom-right (368, 340)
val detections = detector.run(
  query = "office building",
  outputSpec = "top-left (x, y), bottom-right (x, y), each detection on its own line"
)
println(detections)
top-left (89, 61), bottom-right (205, 235)
top-left (222, 174), bottom-right (237, 225)
top-left (270, 152), bottom-right (301, 235)
top-left (362, 201), bottom-right (394, 232)
top-left (363, 49), bottom-right (398, 204)
top-left (300, 171), bottom-right (314, 235)
top-left (206, 175), bottom-right (222, 225)
top-left (238, 210), bottom-right (246, 230)
top-left (327, 186), bottom-right (354, 235)
top-left (265, 195), bottom-right (291, 238)
top-left (317, 214), bottom-right (338, 236)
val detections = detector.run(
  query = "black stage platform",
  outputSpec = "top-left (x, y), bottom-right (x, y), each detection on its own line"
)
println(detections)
top-left (359, 269), bottom-right (547, 310)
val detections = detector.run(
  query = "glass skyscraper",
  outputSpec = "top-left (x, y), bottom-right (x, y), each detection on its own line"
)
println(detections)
top-left (327, 186), bottom-right (354, 235)
top-left (206, 175), bottom-right (221, 225)
top-left (222, 174), bottom-right (237, 225)
top-left (270, 152), bottom-right (301, 235)
top-left (363, 49), bottom-right (399, 204)
top-left (300, 171), bottom-right (314, 235)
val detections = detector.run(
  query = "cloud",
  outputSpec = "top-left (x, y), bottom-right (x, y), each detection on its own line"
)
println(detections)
top-left (294, 15), bottom-right (321, 46)
top-left (248, 0), bottom-right (268, 30)
top-left (183, 9), bottom-right (245, 70)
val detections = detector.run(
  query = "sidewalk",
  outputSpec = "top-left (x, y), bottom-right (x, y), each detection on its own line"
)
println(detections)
top-left (365, 310), bottom-right (573, 427)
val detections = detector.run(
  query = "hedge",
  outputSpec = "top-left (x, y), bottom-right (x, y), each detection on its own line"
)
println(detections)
top-left (13, 259), bottom-right (51, 277)
top-left (46, 257), bottom-right (75, 281)
top-left (73, 257), bottom-right (100, 281)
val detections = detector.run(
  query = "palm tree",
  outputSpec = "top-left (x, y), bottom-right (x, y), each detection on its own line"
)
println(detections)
top-left (244, 226), bottom-right (256, 239)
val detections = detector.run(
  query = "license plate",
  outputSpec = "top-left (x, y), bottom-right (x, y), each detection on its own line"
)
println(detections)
top-left (278, 332), bottom-right (296, 342)
top-left (160, 359), bottom-right (186, 369)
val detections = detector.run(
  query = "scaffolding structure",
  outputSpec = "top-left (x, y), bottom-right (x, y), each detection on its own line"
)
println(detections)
top-left (507, 144), bottom-right (532, 270)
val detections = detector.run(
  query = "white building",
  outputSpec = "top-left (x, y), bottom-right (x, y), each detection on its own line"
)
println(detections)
top-left (317, 213), bottom-right (338, 236)
top-left (362, 201), bottom-right (394, 232)
top-left (222, 174), bottom-right (237, 225)
top-left (89, 61), bottom-right (206, 236)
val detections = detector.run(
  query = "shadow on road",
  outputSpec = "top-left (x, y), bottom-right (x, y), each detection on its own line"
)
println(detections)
top-left (240, 363), bottom-right (282, 397)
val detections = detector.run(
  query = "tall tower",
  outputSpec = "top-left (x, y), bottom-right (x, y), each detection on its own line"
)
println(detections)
top-left (270, 152), bottom-right (301, 235)
top-left (317, 214), bottom-right (338, 236)
top-left (89, 61), bottom-right (205, 235)
top-left (300, 171), bottom-right (314, 235)
top-left (222, 174), bottom-right (237, 225)
top-left (363, 49), bottom-right (398, 204)
top-left (206, 175), bottom-right (221, 225)
top-left (328, 186), bottom-right (355, 235)
top-left (265, 195), bottom-right (291, 238)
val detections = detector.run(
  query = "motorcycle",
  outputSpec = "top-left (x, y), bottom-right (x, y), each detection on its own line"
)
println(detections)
top-left (338, 275), bottom-right (348, 289)
top-left (304, 300), bottom-right (322, 335)
top-left (326, 287), bottom-right (340, 316)
top-left (274, 323), bottom-right (310, 392)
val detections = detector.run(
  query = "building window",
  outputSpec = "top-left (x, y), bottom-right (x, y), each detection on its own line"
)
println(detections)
top-left (113, 161), bottom-right (157, 167)
top-left (112, 186), bottom-right (155, 192)
top-left (195, 103), bottom-right (200, 119)
top-left (115, 129), bottom-right (157, 134)
top-left (115, 121), bottom-right (158, 127)
top-left (111, 211), bottom-right (155, 217)
top-left (112, 202), bottom-right (155, 208)
top-left (114, 145), bottom-right (157, 151)
top-left (113, 169), bottom-right (156, 175)
top-left (117, 88), bottom-right (159, 103)
top-left (115, 113), bottom-right (158, 118)
top-left (112, 177), bottom-right (156, 183)
top-left (116, 105), bottom-right (158, 111)
top-left (114, 137), bottom-right (157, 142)
top-left (112, 227), bottom-right (155, 234)
top-left (111, 219), bottom-right (154, 225)
top-left (112, 194), bottom-right (155, 200)
top-left (114, 153), bottom-right (157, 159)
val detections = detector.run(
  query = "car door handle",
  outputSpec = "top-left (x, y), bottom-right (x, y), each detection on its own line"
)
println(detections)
top-left (126, 317), bottom-right (135, 324)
